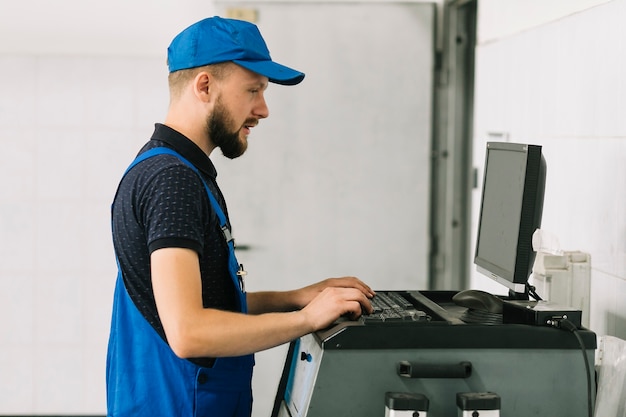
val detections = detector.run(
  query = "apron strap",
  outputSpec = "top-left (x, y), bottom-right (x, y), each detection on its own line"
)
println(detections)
top-left (122, 146), bottom-right (247, 313)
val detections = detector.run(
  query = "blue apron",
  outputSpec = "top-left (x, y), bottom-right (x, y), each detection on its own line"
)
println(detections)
top-left (107, 147), bottom-right (254, 417)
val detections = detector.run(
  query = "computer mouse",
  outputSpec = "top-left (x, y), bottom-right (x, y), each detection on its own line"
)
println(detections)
top-left (452, 289), bottom-right (503, 314)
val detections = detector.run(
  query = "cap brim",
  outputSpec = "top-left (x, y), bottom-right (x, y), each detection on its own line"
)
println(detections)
top-left (234, 59), bottom-right (305, 86)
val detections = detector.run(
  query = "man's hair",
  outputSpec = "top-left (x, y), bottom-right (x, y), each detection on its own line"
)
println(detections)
top-left (168, 62), bottom-right (235, 99)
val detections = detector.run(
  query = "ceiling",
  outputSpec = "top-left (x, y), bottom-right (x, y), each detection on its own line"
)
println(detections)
top-left (0, 0), bottom-right (216, 57)
top-left (0, 0), bottom-right (447, 57)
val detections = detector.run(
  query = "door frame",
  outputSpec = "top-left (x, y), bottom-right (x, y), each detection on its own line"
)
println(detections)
top-left (430, 0), bottom-right (477, 290)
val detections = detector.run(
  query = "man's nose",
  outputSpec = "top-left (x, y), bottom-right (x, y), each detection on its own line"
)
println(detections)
top-left (254, 94), bottom-right (269, 119)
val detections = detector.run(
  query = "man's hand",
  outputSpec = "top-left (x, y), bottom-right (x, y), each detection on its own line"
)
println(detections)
top-left (297, 278), bottom-right (375, 331)
top-left (294, 277), bottom-right (375, 308)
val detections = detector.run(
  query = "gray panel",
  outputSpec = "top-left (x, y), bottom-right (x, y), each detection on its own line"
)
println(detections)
top-left (307, 347), bottom-right (594, 417)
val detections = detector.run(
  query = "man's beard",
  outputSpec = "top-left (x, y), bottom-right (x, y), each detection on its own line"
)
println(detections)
top-left (207, 98), bottom-right (249, 159)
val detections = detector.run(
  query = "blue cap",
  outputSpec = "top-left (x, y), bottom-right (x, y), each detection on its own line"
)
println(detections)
top-left (167, 17), bottom-right (305, 86)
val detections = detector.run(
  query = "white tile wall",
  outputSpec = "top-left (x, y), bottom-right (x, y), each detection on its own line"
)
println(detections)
top-left (472, 0), bottom-right (626, 339)
top-left (0, 54), bottom-right (168, 414)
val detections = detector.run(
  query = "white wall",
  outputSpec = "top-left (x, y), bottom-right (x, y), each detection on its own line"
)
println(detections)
top-left (0, 2), bottom-right (197, 413)
top-left (0, 55), bottom-right (170, 413)
top-left (472, 0), bottom-right (626, 339)
top-left (476, 0), bottom-right (612, 43)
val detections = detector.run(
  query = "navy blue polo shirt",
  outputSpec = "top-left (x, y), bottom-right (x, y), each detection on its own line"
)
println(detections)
top-left (111, 123), bottom-right (238, 365)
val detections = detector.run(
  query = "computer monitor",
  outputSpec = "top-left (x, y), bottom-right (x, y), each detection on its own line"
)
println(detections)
top-left (474, 142), bottom-right (546, 299)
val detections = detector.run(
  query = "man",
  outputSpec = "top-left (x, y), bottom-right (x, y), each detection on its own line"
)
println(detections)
top-left (106, 16), bottom-right (374, 417)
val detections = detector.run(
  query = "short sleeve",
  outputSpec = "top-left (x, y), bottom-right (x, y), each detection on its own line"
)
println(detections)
top-left (139, 163), bottom-right (209, 255)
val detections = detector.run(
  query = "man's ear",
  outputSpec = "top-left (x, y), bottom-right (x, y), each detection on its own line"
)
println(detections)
top-left (193, 71), bottom-right (212, 103)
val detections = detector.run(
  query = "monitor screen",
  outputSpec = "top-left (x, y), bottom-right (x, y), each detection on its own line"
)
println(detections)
top-left (474, 142), bottom-right (546, 297)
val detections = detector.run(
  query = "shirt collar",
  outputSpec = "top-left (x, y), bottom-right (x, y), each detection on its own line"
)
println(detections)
top-left (148, 123), bottom-right (217, 179)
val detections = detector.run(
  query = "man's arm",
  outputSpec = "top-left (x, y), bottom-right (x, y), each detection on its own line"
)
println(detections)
top-left (247, 278), bottom-right (375, 315)
top-left (151, 247), bottom-right (373, 359)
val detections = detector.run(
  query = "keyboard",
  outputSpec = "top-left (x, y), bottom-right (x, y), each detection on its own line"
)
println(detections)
top-left (362, 291), bottom-right (430, 324)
